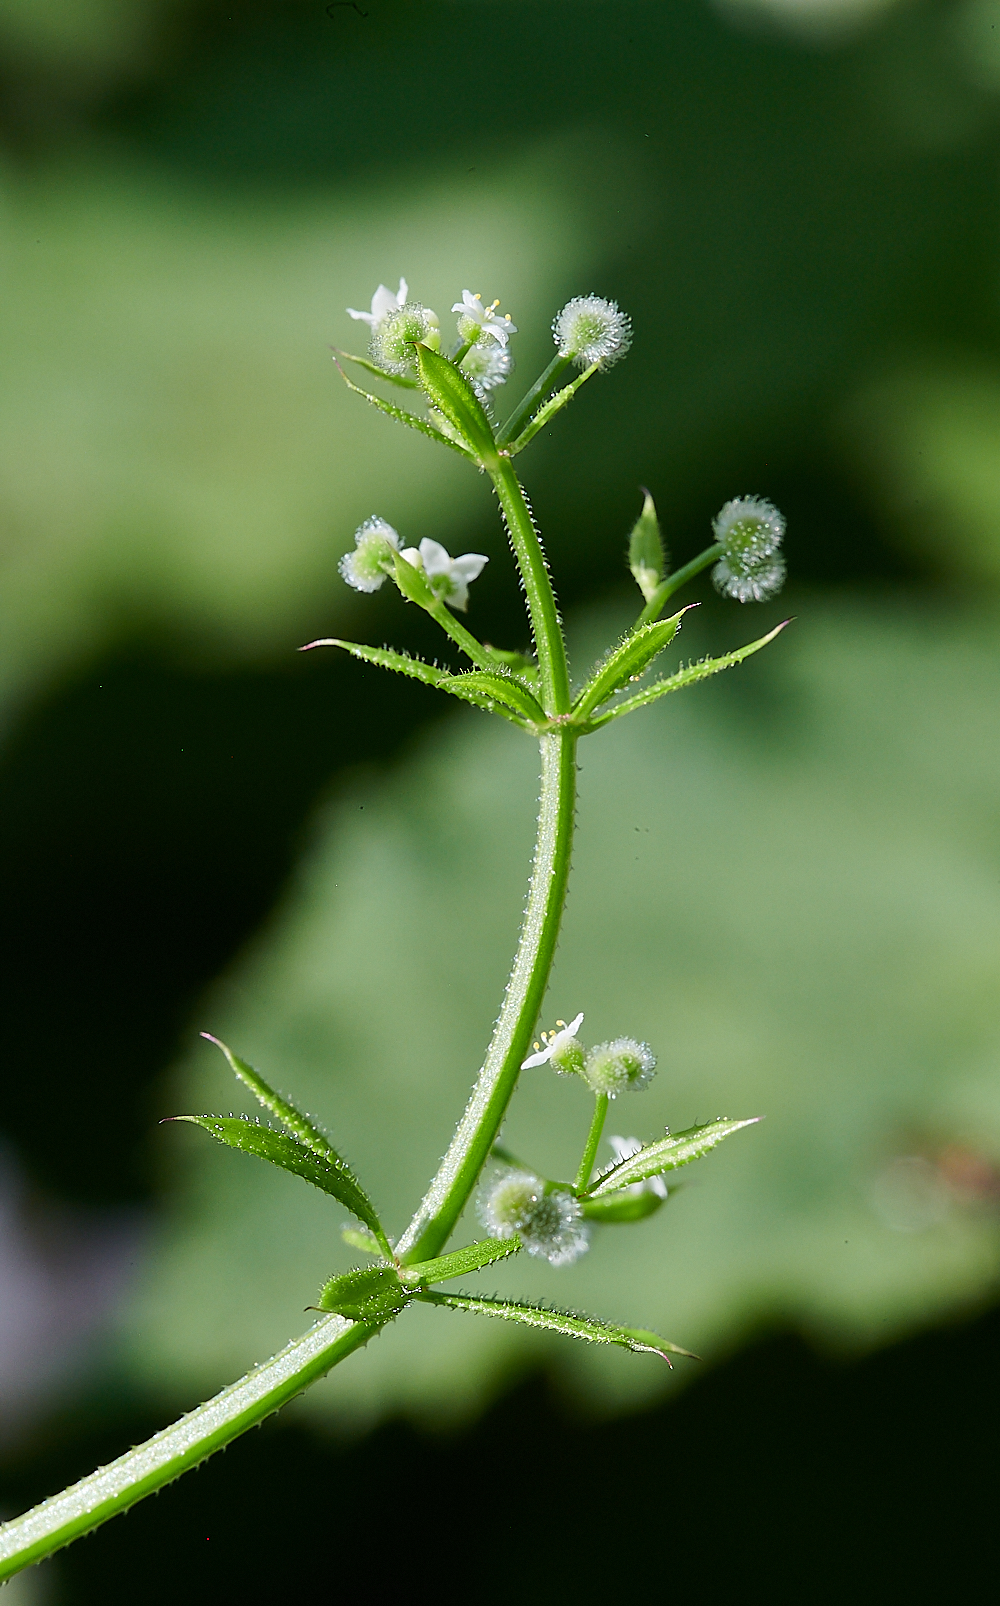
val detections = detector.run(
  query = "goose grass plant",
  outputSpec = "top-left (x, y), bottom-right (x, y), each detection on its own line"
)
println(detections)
top-left (0, 281), bottom-right (788, 1582)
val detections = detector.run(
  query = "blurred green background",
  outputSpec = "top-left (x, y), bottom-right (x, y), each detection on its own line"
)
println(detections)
top-left (2, 0), bottom-right (1000, 1599)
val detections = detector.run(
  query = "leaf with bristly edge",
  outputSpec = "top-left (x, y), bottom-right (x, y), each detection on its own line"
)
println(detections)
top-left (581, 622), bottom-right (789, 731)
top-left (572, 609), bottom-right (691, 722)
top-left (414, 1290), bottom-right (697, 1363)
top-left (316, 1265), bottom-right (412, 1323)
top-left (586, 1118), bottom-right (760, 1197)
top-left (398, 1235), bottom-right (522, 1286)
top-left (503, 363), bottom-right (599, 455)
top-left (335, 359), bottom-right (477, 460)
top-left (200, 1033), bottom-right (335, 1159)
top-left (299, 638), bottom-right (539, 729)
top-left (483, 646), bottom-right (540, 685)
top-left (331, 348), bottom-right (420, 389)
top-left (171, 1116), bottom-right (392, 1256)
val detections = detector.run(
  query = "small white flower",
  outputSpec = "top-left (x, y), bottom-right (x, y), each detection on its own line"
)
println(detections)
top-left (346, 277), bottom-right (408, 328)
top-left (398, 537), bottom-right (488, 613)
top-left (521, 1011), bottom-right (585, 1070)
top-left (606, 1135), bottom-right (668, 1199)
top-left (452, 289), bottom-right (517, 348)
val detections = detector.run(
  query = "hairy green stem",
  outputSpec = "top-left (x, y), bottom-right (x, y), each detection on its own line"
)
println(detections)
top-left (638, 543), bottom-right (723, 626)
top-left (0, 1316), bottom-right (373, 1582)
top-left (396, 725), bottom-right (577, 1262)
top-left (490, 460), bottom-right (570, 715)
top-left (575, 1094), bottom-right (609, 1192)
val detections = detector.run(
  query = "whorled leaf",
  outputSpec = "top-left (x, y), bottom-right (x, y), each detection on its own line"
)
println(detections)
top-left (586, 1118), bottom-right (760, 1197)
top-left (200, 1033), bottom-right (336, 1160)
top-left (172, 1116), bottom-right (391, 1256)
top-left (414, 344), bottom-right (498, 463)
top-left (331, 348), bottom-right (420, 389)
top-left (582, 623), bottom-right (789, 731)
top-left (316, 1265), bottom-right (412, 1323)
top-left (580, 1188), bottom-right (667, 1223)
top-left (335, 359), bottom-right (476, 460)
top-left (300, 638), bottom-right (537, 729)
top-left (398, 1235), bottom-right (522, 1286)
top-left (572, 609), bottom-right (691, 722)
top-left (415, 1290), bottom-right (696, 1363)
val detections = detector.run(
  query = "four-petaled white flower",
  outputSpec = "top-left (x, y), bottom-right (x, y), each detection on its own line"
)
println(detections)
top-left (521, 1012), bottom-right (585, 1069)
top-left (452, 289), bottom-right (517, 347)
top-left (399, 537), bottom-right (488, 613)
top-left (607, 1135), bottom-right (668, 1199)
top-left (347, 277), bottom-right (409, 328)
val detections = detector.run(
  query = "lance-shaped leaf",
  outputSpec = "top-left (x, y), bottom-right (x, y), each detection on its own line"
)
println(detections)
top-left (482, 646), bottom-right (540, 685)
top-left (201, 1033), bottom-right (335, 1160)
top-left (316, 1265), bottom-right (411, 1323)
top-left (335, 359), bottom-right (476, 461)
top-left (629, 490), bottom-right (666, 602)
top-left (437, 669), bottom-right (545, 727)
top-left (504, 362), bottom-right (599, 456)
top-left (398, 1235), bottom-right (521, 1286)
top-left (572, 609), bottom-right (691, 722)
top-left (583, 622), bottom-right (788, 731)
top-left (414, 343), bottom-right (498, 463)
top-left (301, 639), bottom-right (535, 729)
top-left (342, 1226), bottom-right (382, 1256)
top-left (173, 1116), bottom-right (392, 1256)
top-left (415, 1291), bottom-right (696, 1363)
top-left (331, 348), bottom-right (420, 389)
top-left (586, 1118), bottom-right (760, 1197)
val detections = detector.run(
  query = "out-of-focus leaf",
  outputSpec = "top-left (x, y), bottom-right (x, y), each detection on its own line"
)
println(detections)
top-left (583, 623), bottom-right (788, 730)
top-left (416, 1290), bottom-right (695, 1362)
top-left (173, 1117), bottom-right (390, 1253)
top-left (580, 1188), bottom-right (667, 1223)
top-left (572, 610), bottom-right (690, 722)
top-left (342, 1226), bottom-right (382, 1256)
top-left (628, 490), bottom-right (666, 602)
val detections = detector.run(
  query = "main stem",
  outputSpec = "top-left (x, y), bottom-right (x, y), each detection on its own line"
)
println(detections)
top-left (0, 461), bottom-right (576, 1581)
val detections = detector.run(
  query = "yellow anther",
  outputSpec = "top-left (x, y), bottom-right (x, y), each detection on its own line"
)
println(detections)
top-left (473, 292), bottom-right (482, 300)
top-left (556, 1020), bottom-right (566, 1028)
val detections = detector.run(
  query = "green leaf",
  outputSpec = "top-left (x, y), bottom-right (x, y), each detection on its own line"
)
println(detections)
top-left (414, 344), bottom-right (498, 463)
top-left (301, 638), bottom-right (537, 729)
top-left (200, 1033), bottom-right (336, 1160)
top-left (583, 622), bottom-right (789, 731)
top-left (629, 489), bottom-right (666, 602)
top-left (504, 362), bottom-right (599, 456)
top-left (571, 609), bottom-right (691, 722)
top-left (586, 1118), bottom-right (760, 1196)
top-left (482, 646), bottom-right (540, 685)
top-left (437, 668), bottom-right (546, 727)
top-left (173, 1116), bottom-right (392, 1255)
top-left (341, 1226), bottom-right (382, 1256)
top-left (316, 1265), bottom-right (411, 1323)
top-left (335, 359), bottom-right (477, 461)
top-left (399, 1235), bottom-right (522, 1286)
top-left (580, 1188), bottom-right (667, 1223)
top-left (331, 348), bottom-right (420, 389)
top-left (415, 1291), bottom-right (696, 1363)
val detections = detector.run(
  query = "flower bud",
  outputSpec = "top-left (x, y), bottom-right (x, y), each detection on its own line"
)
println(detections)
top-left (711, 495), bottom-right (786, 603)
top-left (581, 1037), bottom-right (656, 1097)
top-left (338, 516), bottom-right (401, 593)
top-left (369, 302), bottom-right (440, 375)
top-left (552, 294), bottom-right (632, 371)
top-left (477, 1165), bottom-right (589, 1266)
